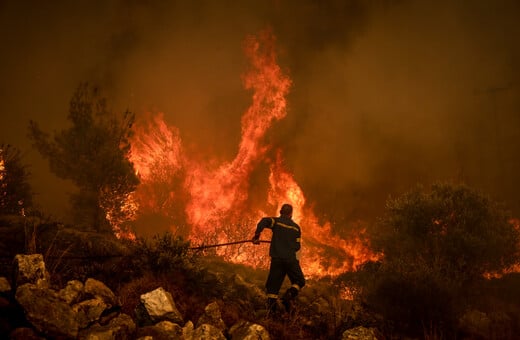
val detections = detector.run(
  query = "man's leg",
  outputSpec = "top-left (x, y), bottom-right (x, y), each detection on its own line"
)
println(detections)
top-left (265, 258), bottom-right (286, 315)
top-left (282, 259), bottom-right (306, 313)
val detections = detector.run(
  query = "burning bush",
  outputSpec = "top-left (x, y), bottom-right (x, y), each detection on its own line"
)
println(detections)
top-left (352, 183), bottom-right (520, 337)
top-left (0, 144), bottom-right (32, 216)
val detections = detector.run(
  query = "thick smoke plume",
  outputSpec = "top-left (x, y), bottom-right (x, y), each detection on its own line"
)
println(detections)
top-left (1, 0), bottom-right (519, 227)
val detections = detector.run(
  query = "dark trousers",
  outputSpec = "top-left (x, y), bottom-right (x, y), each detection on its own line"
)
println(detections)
top-left (266, 257), bottom-right (305, 297)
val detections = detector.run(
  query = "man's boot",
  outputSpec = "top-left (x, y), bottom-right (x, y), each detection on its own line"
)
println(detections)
top-left (282, 287), bottom-right (299, 313)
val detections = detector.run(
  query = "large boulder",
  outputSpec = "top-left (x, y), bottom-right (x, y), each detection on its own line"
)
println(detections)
top-left (73, 298), bottom-right (109, 328)
top-left (78, 313), bottom-right (136, 340)
top-left (229, 320), bottom-right (270, 340)
top-left (13, 254), bottom-right (50, 288)
top-left (196, 301), bottom-right (226, 331)
top-left (191, 323), bottom-right (226, 340)
top-left (15, 283), bottom-right (79, 339)
top-left (137, 287), bottom-right (183, 326)
top-left (58, 279), bottom-right (84, 304)
top-left (136, 320), bottom-right (183, 340)
top-left (182, 321), bottom-right (195, 340)
top-left (0, 277), bottom-right (11, 294)
top-left (84, 278), bottom-right (119, 309)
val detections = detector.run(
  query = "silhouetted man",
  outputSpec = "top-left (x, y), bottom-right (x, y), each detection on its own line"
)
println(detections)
top-left (252, 203), bottom-right (305, 314)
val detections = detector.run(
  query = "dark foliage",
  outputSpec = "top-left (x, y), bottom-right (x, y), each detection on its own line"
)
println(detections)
top-left (115, 233), bottom-right (233, 324)
top-left (125, 232), bottom-right (194, 276)
top-left (27, 83), bottom-right (139, 232)
top-left (349, 183), bottom-right (520, 337)
top-left (43, 232), bottom-right (196, 291)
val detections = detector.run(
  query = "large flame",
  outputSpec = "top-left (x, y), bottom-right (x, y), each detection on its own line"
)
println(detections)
top-left (184, 29), bottom-right (291, 236)
top-left (267, 151), bottom-right (381, 275)
top-left (128, 29), bottom-right (380, 277)
top-left (0, 148), bottom-right (5, 182)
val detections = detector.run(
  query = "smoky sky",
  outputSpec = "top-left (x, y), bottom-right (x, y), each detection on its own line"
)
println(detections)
top-left (1, 0), bottom-right (519, 225)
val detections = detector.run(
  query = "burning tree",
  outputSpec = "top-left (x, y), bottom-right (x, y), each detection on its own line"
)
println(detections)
top-left (355, 182), bottom-right (520, 336)
top-left (28, 83), bottom-right (139, 233)
top-left (0, 144), bottom-right (32, 216)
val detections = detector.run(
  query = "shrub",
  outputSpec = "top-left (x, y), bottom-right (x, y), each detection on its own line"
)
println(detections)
top-left (130, 232), bottom-right (194, 275)
top-left (352, 183), bottom-right (520, 336)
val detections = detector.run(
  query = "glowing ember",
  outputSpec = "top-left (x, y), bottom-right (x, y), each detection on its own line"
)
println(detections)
top-left (484, 218), bottom-right (520, 279)
top-left (127, 29), bottom-right (380, 277)
top-left (101, 189), bottom-right (138, 240)
top-left (0, 149), bottom-right (5, 211)
top-left (340, 286), bottom-right (356, 301)
top-left (0, 149), bottom-right (4, 182)
top-left (0, 147), bottom-right (26, 216)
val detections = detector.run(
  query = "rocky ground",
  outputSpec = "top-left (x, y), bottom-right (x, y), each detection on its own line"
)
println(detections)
top-left (0, 253), bottom-right (382, 339)
top-left (1, 215), bottom-right (518, 339)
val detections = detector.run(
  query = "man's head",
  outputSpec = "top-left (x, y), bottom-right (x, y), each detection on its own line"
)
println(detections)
top-left (280, 203), bottom-right (293, 217)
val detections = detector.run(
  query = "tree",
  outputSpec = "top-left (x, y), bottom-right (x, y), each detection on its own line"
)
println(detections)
top-left (28, 83), bottom-right (139, 232)
top-left (354, 183), bottom-right (520, 336)
top-left (0, 144), bottom-right (32, 215)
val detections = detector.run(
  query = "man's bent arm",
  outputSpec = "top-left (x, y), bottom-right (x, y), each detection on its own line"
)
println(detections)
top-left (255, 217), bottom-right (275, 236)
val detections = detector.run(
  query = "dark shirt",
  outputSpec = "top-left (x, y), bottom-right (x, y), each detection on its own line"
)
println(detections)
top-left (255, 215), bottom-right (301, 260)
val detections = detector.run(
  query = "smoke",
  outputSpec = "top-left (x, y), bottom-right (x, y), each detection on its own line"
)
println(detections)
top-left (1, 0), bottom-right (519, 225)
top-left (279, 0), bottom-right (520, 220)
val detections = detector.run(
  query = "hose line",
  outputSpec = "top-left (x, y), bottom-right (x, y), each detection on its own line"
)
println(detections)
top-left (189, 239), bottom-right (270, 250)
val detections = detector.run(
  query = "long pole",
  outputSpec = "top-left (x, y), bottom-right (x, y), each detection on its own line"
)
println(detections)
top-left (189, 239), bottom-right (270, 250)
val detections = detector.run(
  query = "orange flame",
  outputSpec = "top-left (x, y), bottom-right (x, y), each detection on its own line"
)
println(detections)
top-left (101, 189), bottom-right (138, 241)
top-left (127, 29), bottom-right (379, 277)
top-left (0, 148), bottom-right (5, 181)
top-left (184, 29), bottom-right (291, 236)
top-left (267, 152), bottom-right (381, 276)
top-left (484, 218), bottom-right (520, 279)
